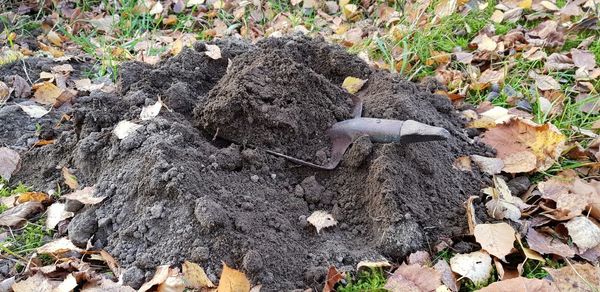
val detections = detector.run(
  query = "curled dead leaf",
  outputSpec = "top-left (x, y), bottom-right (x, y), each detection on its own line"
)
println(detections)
top-left (62, 167), bottom-right (79, 190)
top-left (182, 260), bottom-right (215, 289)
top-left (384, 264), bottom-right (442, 292)
top-left (0, 147), bottom-right (20, 181)
top-left (0, 202), bottom-right (43, 227)
top-left (37, 237), bottom-right (83, 254)
top-left (64, 186), bottom-right (105, 205)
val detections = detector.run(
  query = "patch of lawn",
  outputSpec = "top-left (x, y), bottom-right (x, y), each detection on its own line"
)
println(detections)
top-left (338, 268), bottom-right (387, 292)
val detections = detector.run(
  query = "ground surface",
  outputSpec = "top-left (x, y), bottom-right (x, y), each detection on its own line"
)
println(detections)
top-left (2, 36), bottom-right (490, 290)
top-left (0, 0), bottom-right (599, 291)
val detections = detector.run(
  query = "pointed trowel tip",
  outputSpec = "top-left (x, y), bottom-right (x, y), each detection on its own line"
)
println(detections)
top-left (400, 120), bottom-right (451, 143)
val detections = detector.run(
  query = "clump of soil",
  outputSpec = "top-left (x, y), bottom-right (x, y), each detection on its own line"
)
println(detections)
top-left (1, 35), bottom-right (491, 290)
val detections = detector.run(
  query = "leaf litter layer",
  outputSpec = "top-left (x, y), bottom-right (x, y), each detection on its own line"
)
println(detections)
top-left (1, 35), bottom-right (491, 290)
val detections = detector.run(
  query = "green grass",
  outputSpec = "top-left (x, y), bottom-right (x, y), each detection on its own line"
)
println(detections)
top-left (0, 179), bottom-right (31, 197)
top-left (522, 258), bottom-right (565, 279)
top-left (338, 268), bottom-right (387, 292)
top-left (0, 220), bottom-right (53, 256)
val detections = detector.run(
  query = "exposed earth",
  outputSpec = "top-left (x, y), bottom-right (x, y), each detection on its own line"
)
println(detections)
top-left (0, 35), bottom-right (493, 290)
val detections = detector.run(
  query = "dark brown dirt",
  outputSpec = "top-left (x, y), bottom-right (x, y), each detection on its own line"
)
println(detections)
top-left (1, 35), bottom-right (492, 291)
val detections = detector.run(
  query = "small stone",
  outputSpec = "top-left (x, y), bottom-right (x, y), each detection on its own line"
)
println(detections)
top-left (250, 175), bottom-right (259, 182)
top-left (68, 210), bottom-right (98, 247)
top-left (64, 199), bottom-right (84, 212)
top-left (301, 176), bottom-right (324, 204)
top-left (242, 250), bottom-right (264, 274)
top-left (194, 198), bottom-right (229, 233)
top-left (507, 176), bottom-right (531, 196)
top-left (516, 99), bottom-right (533, 113)
top-left (270, 173), bottom-right (276, 180)
top-left (122, 266), bottom-right (146, 289)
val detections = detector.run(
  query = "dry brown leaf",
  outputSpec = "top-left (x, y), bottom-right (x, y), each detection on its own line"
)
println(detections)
top-left (157, 268), bottom-right (185, 292)
top-left (470, 155), bottom-right (504, 175)
top-left (100, 250), bottom-right (122, 278)
top-left (571, 49), bottom-right (596, 70)
top-left (0, 147), bottom-right (20, 181)
top-left (384, 264), bottom-right (442, 291)
top-left (526, 227), bottom-right (575, 258)
top-left (564, 216), bottom-right (600, 251)
top-left (0, 202), bottom-right (43, 227)
top-left (33, 82), bottom-right (63, 105)
top-left (545, 263), bottom-right (600, 292)
top-left (481, 118), bottom-right (566, 172)
top-left (47, 31), bottom-right (63, 46)
top-left (433, 260), bottom-right (458, 292)
top-left (37, 237), bottom-right (83, 254)
top-left (12, 273), bottom-right (59, 292)
top-left (478, 276), bottom-right (556, 291)
top-left (74, 79), bottom-right (104, 92)
top-left (205, 45), bottom-right (222, 60)
top-left (64, 186), bottom-right (105, 205)
top-left (217, 263), bottom-right (251, 292)
top-left (450, 251), bottom-right (493, 285)
top-left (323, 265), bottom-right (344, 292)
top-left (139, 265), bottom-right (170, 292)
top-left (62, 167), bottom-right (79, 190)
top-left (466, 196), bottom-right (479, 235)
top-left (474, 223), bottom-right (517, 261)
top-left (307, 210), bottom-right (337, 233)
top-left (0, 81), bottom-right (10, 103)
top-left (472, 34), bottom-right (497, 51)
top-left (182, 260), bottom-right (215, 289)
top-left (453, 156), bottom-right (472, 172)
top-left (529, 71), bottom-right (561, 91)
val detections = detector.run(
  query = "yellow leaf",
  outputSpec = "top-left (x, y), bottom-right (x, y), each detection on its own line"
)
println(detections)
top-left (170, 38), bottom-right (184, 56)
top-left (342, 4), bottom-right (358, 19)
top-left (47, 31), bottom-right (62, 46)
top-left (62, 167), bottom-right (79, 190)
top-left (17, 192), bottom-right (50, 204)
top-left (217, 263), bottom-right (251, 292)
top-left (482, 118), bottom-right (566, 172)
top-left (341, 76), bottom-right (367, 94)
top-left (163, 14), bottom-right (178, 26)
top-left (33, 82), bottom-right (63, 105)
top-left (518, 0), bottom-right (532, 9)
top-left (182, 261), bottom-right (215, 289)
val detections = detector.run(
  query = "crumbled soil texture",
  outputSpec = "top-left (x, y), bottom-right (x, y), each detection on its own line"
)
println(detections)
top-left (1, 36), bottom-right (493, 290)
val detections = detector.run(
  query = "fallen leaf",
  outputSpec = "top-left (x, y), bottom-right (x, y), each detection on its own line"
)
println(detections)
top-left (466, 196), bottom-right (479, 235)
top-left (0, 202), bottom-right (43, 227)
top-left (526, 227), bottom-right (575, 258)
top-left (182, 261), bottom-right (215, 289)
top-left (357, 260), bottom-right (391, 270)
top-left (323, 265), bottom-right (344, 292)
top-left (37, 237), bottom-right (83, 254)
top-left (564, 216), bottom-right (600, 251)
top-left (158, 268), bottom-right (185, 292)
top-left (54, 274), bottom-right (78, 292)
top-left (139, 265), bottom-right (170, 292)
top-left (170, 38), bottom-right (184, 56)
top-left (571, 49), bottom-right (596, 70)
top-left (17, 192), bottom-right (50, 204)
top-left (450, 251), bottom-right (493, 285)
top-left (149, 1), bottom-right (164, 14)
top-left (0, 81), bottom-right (10, 103)
top-left (47, 31), bottom-right (63, 46)
top-left (491, 10), bottom-right (504, 23)
top-left (481, 118), bottom-right (566, 172)
top-left (453, 156), bottom-right (472, 172)
top-left (62, 167), bottom-right (79, 190)
top-left (478, 276), bottom-right (556, 291)
top-left (341, 76), bottom-right (367, 94)
top-left (113, 120), bottom-right (142, 139)
top-left (307, 210), bottom-right (338, 233)
top-left (433, 0), bottom-right (457, 19)
top-left (205, 45), bottom-right (222, 60)
top-left (51, 64), bottom-right (74, 73)
top-left (18, 103), bottom-right (50, 118)
top-left (217, 263), bottom-right (251, 292)
top-left (0, 147), bottom-right (20, 181)
top-left (518, 0), bottom-right (532, 9)
top-left (64, 186), bottom-right (105, 205)
top-left (474, 35), bottom-right (497, 51)
top-left (474, 223), bottom-right (517, 261)
top-left (545, 263), bottom-right (600, 291)
top-left (140, 100), bottom-right (163, 120)
top-left (433, 260), bottom-right (458, 292)
top-left (12, 273), bottom-right (59, 292)
top-left (46, 203), bottom-right (74, 230)
top-left (74, 79), bottom-right (104, 91)
top-left (502, 151), bottom-right (537, 173)
top-left (529, 71), bottom-right (561, 91)
top-left (470, 155), bottom-right (504, 175)
top-left (384, 264), bottom-right (442, 292)
top-left (483, 176), bottom-right (530, 221)
top-left (33, 82), bottom-right (63, 105)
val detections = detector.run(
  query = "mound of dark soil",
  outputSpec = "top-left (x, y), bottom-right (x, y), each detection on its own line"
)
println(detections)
top-left (1, 35), bottom-right (492, 291)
